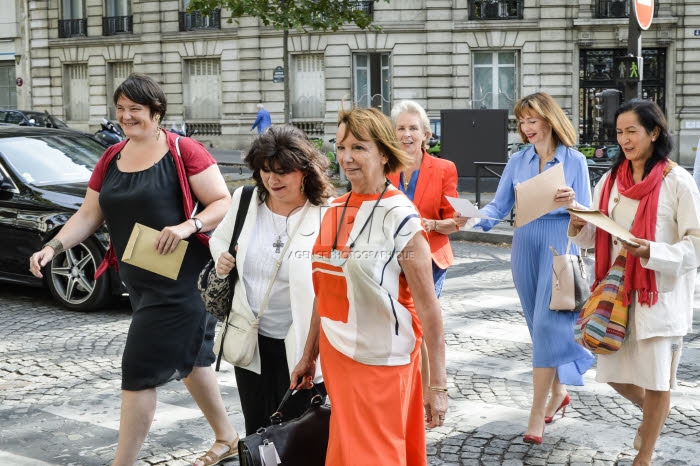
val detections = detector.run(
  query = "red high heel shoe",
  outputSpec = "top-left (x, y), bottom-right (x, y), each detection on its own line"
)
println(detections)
top-left (544, 393), bottom-right (570, 424)
top-left (523, 424), bottom-right (545, 445)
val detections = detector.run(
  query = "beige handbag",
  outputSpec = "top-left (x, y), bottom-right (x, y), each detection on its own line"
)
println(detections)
top-left (549, 241), bottom-right (592, 312)
top-left (214, 202), bottom-right (309, 367)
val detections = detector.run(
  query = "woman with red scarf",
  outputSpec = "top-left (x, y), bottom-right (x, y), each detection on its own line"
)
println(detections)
top-left (570, 99), bottom-right (700, 466)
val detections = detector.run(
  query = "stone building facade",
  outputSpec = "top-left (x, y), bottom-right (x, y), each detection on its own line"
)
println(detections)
top-left (5, 0), bottom-right (700, 162)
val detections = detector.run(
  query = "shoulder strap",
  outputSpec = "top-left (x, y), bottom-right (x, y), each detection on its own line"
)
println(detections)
top-left (230, 185), bottom-right (255, 256)
top-left (663, 160), bottom-right (677, 178)
top-left (215, 185), bottom-right (254, 372)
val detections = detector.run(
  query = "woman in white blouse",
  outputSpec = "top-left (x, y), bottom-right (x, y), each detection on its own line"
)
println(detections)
top-left (570, 99), bottom-right (700, 466)
top-left (209, 126), bottom-right (335, 435)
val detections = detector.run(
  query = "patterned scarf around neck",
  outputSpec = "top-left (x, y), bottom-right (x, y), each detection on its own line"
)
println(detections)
top-left (594, 158), bottom-right (675, 306)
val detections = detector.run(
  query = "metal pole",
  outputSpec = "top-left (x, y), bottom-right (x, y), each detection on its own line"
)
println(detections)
top-left (625, 3), bottom-right (643, 101)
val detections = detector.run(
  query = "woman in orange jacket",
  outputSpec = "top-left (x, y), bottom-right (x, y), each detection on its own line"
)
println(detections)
top-left (389, 100), bottom-right (461, 297)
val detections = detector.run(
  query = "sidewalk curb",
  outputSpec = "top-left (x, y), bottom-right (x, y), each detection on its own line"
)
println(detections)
top-left (452, 230), bottom-right (513, 244)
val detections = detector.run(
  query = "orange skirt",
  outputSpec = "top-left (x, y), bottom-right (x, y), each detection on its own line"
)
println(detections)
top-left (320, 329), bottom-right (426, 466)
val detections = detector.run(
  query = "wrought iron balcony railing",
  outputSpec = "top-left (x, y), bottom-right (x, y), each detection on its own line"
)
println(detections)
top-left (187, 122), bottom-right (222, 136)
top-left (352, 1), bottom-right (374, 18)
top-left (596, 0), bottom-right (658, 19)
top-left (469, 0), bottom-right (523, 20)
top-left (58, 18), bottom-right (88, 38)
top-left (179, 9), bottom-right (221, 31)
top-left (102, 15), bottom-right (133, 36)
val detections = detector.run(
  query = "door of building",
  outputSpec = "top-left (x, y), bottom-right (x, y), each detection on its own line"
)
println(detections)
top-left (579, 48), bottom-right (666, 146)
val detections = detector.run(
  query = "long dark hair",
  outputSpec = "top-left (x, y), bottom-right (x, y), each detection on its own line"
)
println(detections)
top-left (244, 125), bottom-right (335, 206)
top-left (611, 99), bottom-right (671, 179)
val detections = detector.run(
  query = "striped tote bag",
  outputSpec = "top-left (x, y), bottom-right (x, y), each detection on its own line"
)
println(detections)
top-left (574, 250), bottom-right (629, 354)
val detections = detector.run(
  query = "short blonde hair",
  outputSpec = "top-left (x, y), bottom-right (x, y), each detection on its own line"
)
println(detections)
top-left (391, 100), bottom-right (432, 149)
top-left (514, 92), bottom-right (577, 148)
top-left (337, 106), bottom-right (411, 175)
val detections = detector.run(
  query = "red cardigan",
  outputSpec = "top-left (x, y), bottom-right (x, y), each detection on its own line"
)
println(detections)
top-left (90, 130), bottom-right (217, 278)
top-left (388, 150), bottom-right (458, 269)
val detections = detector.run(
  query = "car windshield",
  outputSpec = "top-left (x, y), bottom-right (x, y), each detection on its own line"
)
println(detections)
top-left (0, 133), bottom-right (103, 185)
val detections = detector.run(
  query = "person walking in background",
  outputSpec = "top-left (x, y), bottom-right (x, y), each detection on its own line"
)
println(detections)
top-left (456, 92), bottom-right (595, 444)
top-left (389, 100), bottom-right (460, 298)
top-left (28, 73), bottom-right (238, 466)
top-left (251, 103), bottom-right (271, 134)
top-left (290, 105), bottom-right (448, 466)
top-left (209, 126), bottom-right (335, 435)
top-left (570, 99), bottom-right (700, 466)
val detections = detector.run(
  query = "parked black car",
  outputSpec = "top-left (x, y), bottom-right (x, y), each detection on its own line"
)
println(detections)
top-left (0, 109), bottom-right (70, 128)
top-left (0, 126), bottom-right (123, 311)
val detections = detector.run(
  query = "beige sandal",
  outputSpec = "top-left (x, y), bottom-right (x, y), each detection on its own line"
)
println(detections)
top-left (195, 437), bottom-right (239, 466)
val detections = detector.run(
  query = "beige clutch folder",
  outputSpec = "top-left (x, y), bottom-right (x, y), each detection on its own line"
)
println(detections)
top-left (565, 208), bottom-right (638, 245)
top-left (122, 223), bottom-right (188, 280)
top-left (514, 163), bottom-right (566, 228)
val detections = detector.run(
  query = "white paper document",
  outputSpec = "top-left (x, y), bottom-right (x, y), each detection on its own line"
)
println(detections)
top-left (445, 196), bottom-right (500, 230)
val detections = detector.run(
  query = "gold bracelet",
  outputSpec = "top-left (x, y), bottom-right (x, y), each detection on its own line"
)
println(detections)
top-left (43, 238), bottom-right (64, 255)
top-left (429, 386), bottom-right (448, 392)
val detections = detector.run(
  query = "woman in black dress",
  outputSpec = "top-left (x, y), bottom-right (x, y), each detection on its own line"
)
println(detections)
top-left (29, 74), bottom-right (238, 466)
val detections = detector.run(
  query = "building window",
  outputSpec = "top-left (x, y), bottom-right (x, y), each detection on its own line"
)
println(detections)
top-left (579, 48), bottom-right (666, 146)
top-left (0, 63), bottom-right (17, 109)
top-left (353, 53), bottom-right (391, 115)
top-left (103, 0), bottom-right (132, 36)
top-left (183, 59), bottom-right (221, 121)
top-left (469, 1), bottom-right (523, 20)
top-left (107, 62), bottom-right (133, 119)
top-left (59, 0), bottom-right (87, 38)
top-left (64, 64), bottom-right (89, 121)
top-left (180, 0), bottom-right (221, 31)
top-left (352, 1), bottom-right (374, 19)
top-left (472, 51), bottom-right (517, 110)
top-left (291, 54), bottom-right (325, 131)
top-left (595, 0), bottom-right (658, 19)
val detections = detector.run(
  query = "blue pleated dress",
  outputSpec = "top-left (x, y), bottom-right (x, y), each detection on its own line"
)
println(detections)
top-left (477, 145), bottom-right (595, 385)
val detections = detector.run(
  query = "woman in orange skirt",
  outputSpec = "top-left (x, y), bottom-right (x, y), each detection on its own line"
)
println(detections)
top-left (291, 105), bottom-right (448, 465)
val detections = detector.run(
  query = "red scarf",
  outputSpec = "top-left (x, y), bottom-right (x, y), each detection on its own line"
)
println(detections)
top-left (594, 158), bottom-right (673, 306)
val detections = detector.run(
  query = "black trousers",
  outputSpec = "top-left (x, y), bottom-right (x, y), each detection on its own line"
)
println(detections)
top-left (234, 333), bottom-right (326, 436)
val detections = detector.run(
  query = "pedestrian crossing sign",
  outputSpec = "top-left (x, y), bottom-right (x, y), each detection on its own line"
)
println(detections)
top-left (614, 56), bottom-right (641, 82)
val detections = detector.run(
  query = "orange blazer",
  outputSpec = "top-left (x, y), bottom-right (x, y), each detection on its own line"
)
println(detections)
top-left (388, 150), bottom-right (458, 269)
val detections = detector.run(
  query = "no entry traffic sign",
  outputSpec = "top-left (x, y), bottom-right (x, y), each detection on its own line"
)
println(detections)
top-left (635, 0), bottom-right (654, 30)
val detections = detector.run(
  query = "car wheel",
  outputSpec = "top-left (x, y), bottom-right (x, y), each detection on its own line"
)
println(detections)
top-left (45, 237), bottom-right (111, 311)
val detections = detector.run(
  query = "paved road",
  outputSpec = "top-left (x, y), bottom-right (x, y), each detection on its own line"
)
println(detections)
top-left (1, 241), bottom-right (699, 465)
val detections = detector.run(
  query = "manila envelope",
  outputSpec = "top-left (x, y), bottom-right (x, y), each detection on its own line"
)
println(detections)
top-left (566, 208), bottom-right (636, 244)
top-left (122, 223), bottom-right (188, 280)
top-left (514, 163), bottom-right (566, 228)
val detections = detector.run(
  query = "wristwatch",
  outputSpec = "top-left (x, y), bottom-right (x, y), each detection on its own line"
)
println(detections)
top-left (192, 217), bottom-right (203, 233)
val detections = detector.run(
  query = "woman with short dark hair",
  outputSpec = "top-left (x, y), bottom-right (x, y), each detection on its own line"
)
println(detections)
top-left (29, 73), bottom-right (237, 466)
top-left (209, 125), bottom-right (335, 435)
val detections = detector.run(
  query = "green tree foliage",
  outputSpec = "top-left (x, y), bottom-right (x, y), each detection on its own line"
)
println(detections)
top-left (187, 0), bottom-right (386, 122)
top-left (188, 0), bottom-right (383, 32)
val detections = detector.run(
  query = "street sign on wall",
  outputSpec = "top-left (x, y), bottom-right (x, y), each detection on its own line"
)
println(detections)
top-left (634, 0), bottom-right (654, 30)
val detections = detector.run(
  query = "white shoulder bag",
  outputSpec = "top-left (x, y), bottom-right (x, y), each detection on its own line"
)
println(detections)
top-left (214, 202), bottom-right (310, 367)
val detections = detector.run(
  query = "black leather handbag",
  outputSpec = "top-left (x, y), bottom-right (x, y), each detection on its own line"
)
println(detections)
top-left (238, 388), bottom-right (330, 466)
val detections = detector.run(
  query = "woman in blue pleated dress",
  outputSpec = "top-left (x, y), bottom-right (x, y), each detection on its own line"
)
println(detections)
top-left (456, 92), bottom-right (595, 444)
